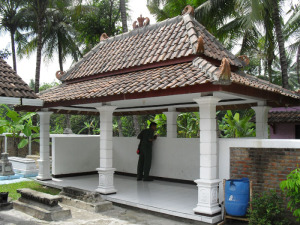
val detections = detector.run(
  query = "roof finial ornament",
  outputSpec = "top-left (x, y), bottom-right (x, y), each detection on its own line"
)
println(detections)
top-left (56, 71), bottom-right (64, 80)
top-left (100, 33), bottom-right (109, 41)
top-left (213, 58), bottom-right (231, 85)
top-left (238, 55), bottom-right (250, 66)
top-left (133, 15), bottom-right (150, 29)
top-left (182, 5), bottom-right (194, 17)
top-left (196, 36), bottom-right (204, 54)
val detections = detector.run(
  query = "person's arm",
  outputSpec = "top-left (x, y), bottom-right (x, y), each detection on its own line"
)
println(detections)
top-left (148, 131), bottom-right (157, 142)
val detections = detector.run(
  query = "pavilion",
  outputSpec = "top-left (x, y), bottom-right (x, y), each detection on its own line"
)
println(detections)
top-left (16, 6), bottom-right (300, 223)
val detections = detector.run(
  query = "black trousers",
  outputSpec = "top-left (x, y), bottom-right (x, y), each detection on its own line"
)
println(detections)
top-left (137, 148), bottom-right (152, 179)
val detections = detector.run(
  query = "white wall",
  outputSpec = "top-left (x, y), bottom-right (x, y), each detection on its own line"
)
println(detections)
top-left (51, 135), bottom-right (200, 180)
top-left (51, 135), bottom-right (300, 183)
top-left (113, 137), bottom-right (200, 180)
top-left (51, 135), bottom-right (100, 175)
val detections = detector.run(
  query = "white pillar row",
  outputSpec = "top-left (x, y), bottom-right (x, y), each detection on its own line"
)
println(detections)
top-left (36, 111), bottom-right (53, 181)
top-left (163, 110), bottom-right (180, 138)
top-left (193, 96), bottom-right (221, 215)
top-left (95, 105), bottom-right (117, 194)
top-left (252, 106), bottom-right (271, 139)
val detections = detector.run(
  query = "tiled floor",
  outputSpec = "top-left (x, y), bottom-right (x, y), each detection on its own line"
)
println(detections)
top-left (39, 174), bottom-right (221, 223)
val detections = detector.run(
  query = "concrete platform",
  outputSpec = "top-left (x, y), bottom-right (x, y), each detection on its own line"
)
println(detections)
top-left (39, 174), bottom-right (222, 224)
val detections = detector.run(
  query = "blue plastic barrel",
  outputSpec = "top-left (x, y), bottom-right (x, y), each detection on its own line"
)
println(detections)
top-left (225, 178), bottom-right (250, 216)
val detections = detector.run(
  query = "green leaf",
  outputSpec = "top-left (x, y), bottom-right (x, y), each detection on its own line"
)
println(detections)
top-left (18, 138), bottom-right (28, 149)
top-left (6, 110), bottom-right (20, 122)
top-left (23, 124), bottom-right (32, 137)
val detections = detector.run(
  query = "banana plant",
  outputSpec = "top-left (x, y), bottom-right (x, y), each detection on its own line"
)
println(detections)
top-left (0, 104), bottom-right (39, 155)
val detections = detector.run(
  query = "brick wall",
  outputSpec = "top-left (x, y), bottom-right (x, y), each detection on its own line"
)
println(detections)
top-left (230, 148), bottom-right (300, 194)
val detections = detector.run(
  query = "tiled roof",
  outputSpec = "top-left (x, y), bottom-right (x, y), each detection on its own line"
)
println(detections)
top-left (269, 111), bottom-right (300, 123)
top-left (0, 58), bottom-right (37, 99)
top-left (62, 14), bottom-right (243, 82)
top-left (39, 62), bottom-right (209, 103)
top-left (39, 57), bottom-right (299, 103)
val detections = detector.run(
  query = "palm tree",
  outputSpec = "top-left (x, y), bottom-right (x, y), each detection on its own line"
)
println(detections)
top-left (284, 3), bottom-right (300, 85)
top-left (272, 0), bottom-right (289, 89)
top-left (43, 0), bottom-right (82, 71)
top-left (24, 0), bottom-right (50, 93)
top-left (120, 0), bottom-right (128, 32)
top-left (0, 0), bottom-right (26, 72)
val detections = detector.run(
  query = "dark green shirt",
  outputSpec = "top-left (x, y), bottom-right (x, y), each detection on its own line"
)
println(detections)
top-left (138, 128), bottom-right (154, 151)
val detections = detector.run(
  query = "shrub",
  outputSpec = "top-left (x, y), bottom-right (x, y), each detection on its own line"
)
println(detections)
top-left (280, 167), bottom-right (300, 222)
top-left (248, 190), bottom-right (290, 225)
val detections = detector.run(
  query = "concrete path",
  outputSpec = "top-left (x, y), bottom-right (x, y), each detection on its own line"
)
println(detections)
top-left (0, 204), bottom-right (207, 225)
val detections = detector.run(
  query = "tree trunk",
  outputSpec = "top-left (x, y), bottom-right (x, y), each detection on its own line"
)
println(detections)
top-left (35, 18), bottom-right (43, 93)
top-left (120, 0), bottom-right (128, 32)
top-left (267, 58), bottom-right (273, 83)
top-left (10, 31), bottom-right (17, 72)
top-left (133, 115), bottom-right (140, 136)
top-left (58, 36), bottom-right (63, 71)
top-left (273, 1), bottom-right (289, 89)
top-left (117, 116), bottom-right (123, 137)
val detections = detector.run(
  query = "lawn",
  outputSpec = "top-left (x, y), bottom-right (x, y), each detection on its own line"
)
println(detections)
top-left (0, 181), bottom-right (61, 200)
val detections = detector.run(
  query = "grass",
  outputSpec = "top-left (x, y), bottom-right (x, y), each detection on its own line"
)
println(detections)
top-left (0, 181), bottom-right (61, 200)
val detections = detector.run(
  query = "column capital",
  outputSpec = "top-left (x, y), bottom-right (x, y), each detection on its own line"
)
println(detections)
top-left (251, 106), bottom-right (272, 111)
top-left (193, 96), bottom-right (221, 106)
top-left (95, 105), bottom-right (117, 113)
top-left (37, 111), bottom-right (53, 117)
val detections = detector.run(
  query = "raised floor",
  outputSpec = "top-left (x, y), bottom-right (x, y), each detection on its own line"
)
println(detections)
top-left (38, 174), bottom-right (221, 224)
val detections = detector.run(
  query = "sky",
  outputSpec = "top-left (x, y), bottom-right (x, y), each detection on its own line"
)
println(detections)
top-left (0, 0), bottom-right (156, 85)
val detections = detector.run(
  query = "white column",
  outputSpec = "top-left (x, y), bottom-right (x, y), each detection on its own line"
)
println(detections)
top-left (4, 135), bottom-right (8, 153)
top-left (163, 110), bottom-right (180, 138)
top-left (193, 96), bottom-right (221, 215)
top-left (36, 111), bottom-right (53, 181)
top-left (95, 105), bottom-right (117, 194)
top-left (252, 106), bottom-right (271, 139)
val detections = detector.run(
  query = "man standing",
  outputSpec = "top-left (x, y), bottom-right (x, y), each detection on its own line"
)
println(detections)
top-left (137, 122), bottom-right (157, 181)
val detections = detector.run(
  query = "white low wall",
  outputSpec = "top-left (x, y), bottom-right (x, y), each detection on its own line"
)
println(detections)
top-left (113, 137), bottom-right (200, 180)
top-left (51, 134), bottom-right (100, 175)
top-left (51, 135), bottom-right (200, 180)
top-left (51, 134), bottom-right (300, 183)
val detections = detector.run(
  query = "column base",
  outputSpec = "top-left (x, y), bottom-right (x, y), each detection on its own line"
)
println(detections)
top-left (95, 168), bottom-right (117, 195)
top-left (37, 160), bottom-right (51, 181)
top-left (193, 179), bottom-right (221, 215)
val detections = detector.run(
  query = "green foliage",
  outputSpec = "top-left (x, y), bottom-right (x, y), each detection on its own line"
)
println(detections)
top-left (0, 104), bottom-right (38, 151)
top-left (78, 118), bottom-right (100, 135)
top-left (248, 190), bottom-right (290, 225)
top-left (1, 181), bottom-right (60, 200)
top-left (73, 0), bottom-right (122, 53)
top-left (280, 167), bottom-right (300, 221)
top-left (177, 112), bottom-right (199, 138)
top-left (147, 114), bottom-right (166, 137)
top-left (218, 110), bottom-right (255, 138)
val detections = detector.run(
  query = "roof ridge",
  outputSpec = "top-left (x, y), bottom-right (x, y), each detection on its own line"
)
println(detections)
top-left (182, 14), bottom-right (198, 54)
top-left (190, 16), bottom-right (244, 67)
